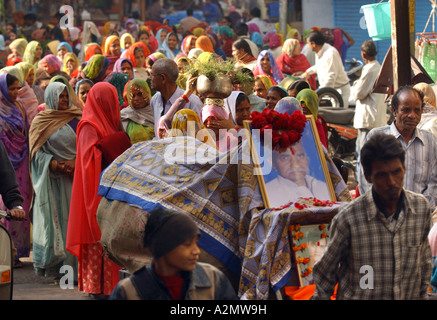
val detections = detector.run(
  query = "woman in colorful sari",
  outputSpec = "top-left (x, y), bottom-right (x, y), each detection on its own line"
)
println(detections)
top-left (8, 38), bottom-right (28, 60)
top-left (195, 35), bottom-right (214, 54)
top-left (120, 33), bottom-right (134, 52)
top-left (0, 66), bottom-right (39, 124)
top-left (84, 43), bottom-right (102, 62)
top-left (161, 32), bottom-right (180, 60)
top-left (268, 33), bottom-right (283, 60)
top-left (49, 75), bottom-right (84, 110)
top-left (104, 72), bottom-right (130, 108)
top-left (57, 41), bottom-right (73, 62)
top-left (276, 39), bottom-right (316, 90)
top-left (16, 61), bottom-right (45, 104)
top-left (296, 88), bottom-right (328, 148)
top-left (124, 42), bottom-right (150, 80)
top-left (22, 40), bottom-right (43, 66)
top-left (37, 54), bottom-right (62, 77)
top-left (155, 28), bottom-right (168, 50)
top-left (103, 35), bottom-right (122, 72)
top-left (253, 50), bottom-right (284, 85)
top-left (253, 74), bottom-right (273, 100)
top-left (232, 38), bottom-right (257, 71)
top-left (75, 79), bottom-right (94, 105)
top-left (120, 79), bottom-right (155, 144)
top-left (217, 26), bottom-right (236, 59)
top-left (62, 52), bottom-right (80, 77)
top-left (207, 32), bottom-right (226, 61)
top-left (67, 82), bottom-right (129, 297)
top-left (0, 73), bottom-right (32, 267)
top-left (175, 34), bottom-right (197, 60)
top-left (113, 58), bottom-right (134, 80)
top-left (29, 82), bottom-right (82, 278)
top-left (82, 54), bottom-right (111, 83)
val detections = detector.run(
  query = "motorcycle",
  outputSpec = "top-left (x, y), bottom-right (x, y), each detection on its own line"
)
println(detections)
top-left (0, 210), bottom-right (13, 300)
top-left (316, 58), bottom-right (364, 108)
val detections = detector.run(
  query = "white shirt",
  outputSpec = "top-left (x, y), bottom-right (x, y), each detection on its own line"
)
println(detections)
top-left (357, 122), bottom-right (437, 211)
top-left (265, 174), bottom-right (332, 208)
top-left (151, 86), bottom-right (203, 135)
top-left (306, 43), bottom-right (349, 89)
top-left (352, 60), bottom-right (387, 130)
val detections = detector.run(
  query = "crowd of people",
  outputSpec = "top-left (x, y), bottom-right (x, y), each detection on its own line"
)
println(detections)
top-left (0, 1), bottom-right (436, 301)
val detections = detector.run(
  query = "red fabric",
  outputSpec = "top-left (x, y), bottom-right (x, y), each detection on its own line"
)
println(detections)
top-left (125, 42), bottom-right (151, 68)
top-left (316, 115), bottom-right (329, 148)
top-left (96, 131), bottom-right (131, 168)
top-left (67, 82), bottom-right (122, 258)
top-left (276, 53), bottom-right (317, 89)
top-left (85, 44), bottom-right (102, 62)
top-left (153, 262), bottom-right (184, 300)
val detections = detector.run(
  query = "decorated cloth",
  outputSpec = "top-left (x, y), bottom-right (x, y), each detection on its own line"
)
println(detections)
top-left (120, 79), bottom-right (155, 144)
top-left (95, 132), bottom-right (351, 299)
top-left (82, 54), bottom-right (110, 83)
top-left (253, 50), bottom-right (284, 85)
top-left (38, 54), bottom-right (62, 75)
top-left (29, 82), bottom-right (81, 274)
top-left (274, 97), bottom-right (302, 115)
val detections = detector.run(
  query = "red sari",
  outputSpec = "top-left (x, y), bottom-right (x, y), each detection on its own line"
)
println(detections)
top-left (276, 53), bottom-right (317, 90)
top-left (66, 82), bottom-right (123, 295)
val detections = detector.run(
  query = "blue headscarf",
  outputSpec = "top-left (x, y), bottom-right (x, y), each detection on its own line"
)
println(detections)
top-left (57, 42), bottom-right (73, 53)
top-left (251, 32), bottom-right (263, 47)
top-left (255, 50), bottom-right (284, 85)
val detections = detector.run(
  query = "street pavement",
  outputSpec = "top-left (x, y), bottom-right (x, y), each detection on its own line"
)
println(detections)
top-left (12, 251), bottom-right (94, 300)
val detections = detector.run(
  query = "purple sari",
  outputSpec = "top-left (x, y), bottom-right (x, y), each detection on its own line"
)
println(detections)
top-left (0, 73), bottom-right (31, 261)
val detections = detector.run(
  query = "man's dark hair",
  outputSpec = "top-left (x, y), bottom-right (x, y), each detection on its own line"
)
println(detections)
top-left (360, 133), bottom-right (405, 176)
top-left (361, 40), bottom-right (377, 57)
top-left (268, 86), bottom-right (288, 99)
top-left (288, 79), bottom-right (310, 93)
top-left (232, 38), bottom-right (253, 57)
top-left (250, 7), bottom-right (261, 18)
top-left (307, 30), bottom-right (325, 46)
top-left (235, 22), bottom-right (248, 36)
top-left (186, 7), bottom-right (194, 16)
top-left (391, 85), bottom-right (424, 112)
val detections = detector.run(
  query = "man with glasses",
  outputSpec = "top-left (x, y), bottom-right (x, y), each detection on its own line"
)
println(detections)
top-left (150, 58), bottom-right (203, 136)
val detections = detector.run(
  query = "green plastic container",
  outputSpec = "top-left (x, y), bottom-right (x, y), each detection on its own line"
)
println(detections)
top-left (422, 42), bottom-right (437, 83)
top-left (361, 2), bottom-right (391, 41)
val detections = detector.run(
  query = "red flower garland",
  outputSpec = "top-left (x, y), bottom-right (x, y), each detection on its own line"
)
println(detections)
top-left (249, 108), bottom-right (307, 150)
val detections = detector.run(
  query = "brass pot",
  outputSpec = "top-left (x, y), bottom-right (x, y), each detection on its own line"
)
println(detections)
top-left (196, 74), bottom-right (233, 99)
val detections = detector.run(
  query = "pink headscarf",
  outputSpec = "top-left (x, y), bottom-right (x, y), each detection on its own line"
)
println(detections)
top-left (37, 54), bottom-right (62, 74)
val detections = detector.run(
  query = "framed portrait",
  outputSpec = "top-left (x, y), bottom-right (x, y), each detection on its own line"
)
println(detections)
top-left (243, 115), bottom-right (336, 209)
top-left (289, 224), bottom-right (330, 287)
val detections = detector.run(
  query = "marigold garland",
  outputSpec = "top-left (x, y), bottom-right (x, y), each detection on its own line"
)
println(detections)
top-left (249, 108), bottom-right (307, 150)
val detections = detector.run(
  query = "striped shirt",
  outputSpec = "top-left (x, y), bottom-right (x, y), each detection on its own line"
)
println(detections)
top-left (357, 122), bottom-right (437, 211)
top-left (312, 189), bottom-right (432, 300)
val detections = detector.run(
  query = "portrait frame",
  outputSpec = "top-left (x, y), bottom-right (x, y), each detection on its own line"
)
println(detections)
top-left (243, 115), bottom-right (336, 209)
top-left (289, 223), bottom-right (330, 287)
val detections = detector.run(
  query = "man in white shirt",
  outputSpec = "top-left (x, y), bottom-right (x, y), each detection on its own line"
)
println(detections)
top-left (266, 141), bottom-right (331, 208)
top-left (352, 40), bottom-right (387, 163)
top-left (149, 58), bottom-right (203, 136)
top-left (302, 30), bottom-right (351, 108)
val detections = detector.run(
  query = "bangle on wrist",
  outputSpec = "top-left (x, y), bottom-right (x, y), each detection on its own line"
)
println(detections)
top-left (13, 205), bottom-right (23, 210)
top-left (182, 94), bottom-right (189, 103)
